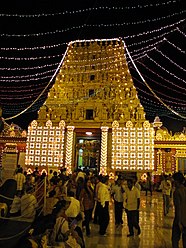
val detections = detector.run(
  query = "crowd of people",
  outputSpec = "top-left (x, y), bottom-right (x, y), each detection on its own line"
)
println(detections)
top-left (46, 168), bottom-right (140, 238)
top-left (8, 165), bottom-right (45, 222)
top-left (1, 165), bottom-right (186, 248)
top-left (9, 167), bottom-right (143, 247)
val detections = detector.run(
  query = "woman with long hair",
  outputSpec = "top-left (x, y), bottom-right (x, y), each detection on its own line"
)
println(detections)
top-left (79, 177), bottom-right (94, 236)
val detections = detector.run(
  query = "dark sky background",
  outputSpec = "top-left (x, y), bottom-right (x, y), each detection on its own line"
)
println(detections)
top-left (0, 0), bottom-right (185, 133)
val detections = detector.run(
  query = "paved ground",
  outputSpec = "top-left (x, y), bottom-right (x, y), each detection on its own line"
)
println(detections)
top-left (84, 191), bottom-right (183, 248)
top-left (0, 191), bottom-right (183, 248)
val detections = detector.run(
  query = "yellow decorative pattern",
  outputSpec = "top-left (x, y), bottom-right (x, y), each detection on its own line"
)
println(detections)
top-left (26, 120), bottom-right (65, 169)
top-left (112, 121), bottom-right (154, 171)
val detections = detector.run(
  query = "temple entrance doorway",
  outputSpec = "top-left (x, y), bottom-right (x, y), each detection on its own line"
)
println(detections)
top-left (75, 128), bottom-right (101, 172)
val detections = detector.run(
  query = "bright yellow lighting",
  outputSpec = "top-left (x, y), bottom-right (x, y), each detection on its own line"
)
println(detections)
top-left (111, 121), bottom-right (154, 171)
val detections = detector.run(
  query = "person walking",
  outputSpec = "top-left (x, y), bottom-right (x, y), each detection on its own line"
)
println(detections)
top-left (93, 175), bottom-right (102, 224)
top-left (111, 178), bottom-right (124, 227)
top-left (160, 174), bottom-right (172, 216)
top-left (124, 179), bottom-right (141, 237)
top-left (168, 173), bottom-right (173, 198)
top-left (97, 176), bottom-right (110, 236)
top-left (133, 175), bottom-right (141, 225)
top-left (145, 172), bottom-right (152, 196)
top-left (171, 172), bottom-right (186, 248)
top-left (79, 178), bottom-right (94, 236)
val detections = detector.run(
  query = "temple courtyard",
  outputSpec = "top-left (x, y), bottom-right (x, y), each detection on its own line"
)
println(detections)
top-left (0, 190), bottom-right (183, 248)
top-left (84, 191), bottom-right (182, 248)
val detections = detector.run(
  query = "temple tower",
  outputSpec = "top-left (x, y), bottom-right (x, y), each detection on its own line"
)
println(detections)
top-left (26, 38), bottom-right (154, 175)
top-left (38, 39), bottom-right (146, 127)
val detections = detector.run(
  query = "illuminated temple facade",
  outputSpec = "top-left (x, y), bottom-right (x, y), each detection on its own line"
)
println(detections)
top-left (154, 124), bottom-right (186, 177)
top-left (26, 38), bottom-right (155, 176)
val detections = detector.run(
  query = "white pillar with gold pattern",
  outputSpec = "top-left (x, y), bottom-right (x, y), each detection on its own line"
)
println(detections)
top-left (100, 126), bottom-right (109, 175)
top-left (65, 126), bottom-right (75, 174)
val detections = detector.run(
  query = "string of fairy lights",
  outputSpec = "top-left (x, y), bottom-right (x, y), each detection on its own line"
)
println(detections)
top-left (133, 74), bottom-right (186, 103)
top-left (177, 27), bottom-right (186, 37)
top-left (1, 43), bottom-right (185, 96)
top-left (0, 12), bottom-right (185, 38)
top-left (0, 69), bottom-right (55, 79)
top-left (0, 54), bottom-right (62, 60)
top-left (155, 48), bottom-right (186, 72)
top-left (165, 39), bottom-right (186, 53)
top-left (131, 73), bottom-right (186, 104)
top-left (1, 44), bottom-right (185, 110)
top-left (0, 33), bottom-right (176, 60)
top-left (136, 61), bottom-right (186, 92)
top-left (0, 62), bottom-right (59, 71)
top-left (3, 45), bottom-right (70, 120)
top-left (0, 1), bottom-right (180, 18)
top-left (0, 2), bottom-right (185, 128)
top-left (145, 55), bottom-right (186, 84)
top-left (1, 39), bottom-right (186, 118)
top-left (0, 21), bottom-right (181, 53)
top-left (0, 36), bottom-right (184, 80)
top-left (124, 42), bottom-right (186, 119)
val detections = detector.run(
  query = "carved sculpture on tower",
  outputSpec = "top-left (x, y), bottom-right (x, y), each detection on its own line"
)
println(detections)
top-left (37, 39), bottom-right (146, 128)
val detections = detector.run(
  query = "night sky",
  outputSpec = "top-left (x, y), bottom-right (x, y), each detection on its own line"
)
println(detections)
top-left (0, 0), bottom-right (185, 133)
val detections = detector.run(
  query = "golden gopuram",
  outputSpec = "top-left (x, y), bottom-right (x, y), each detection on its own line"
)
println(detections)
top-left (25, 38), bottom-right (185, 178)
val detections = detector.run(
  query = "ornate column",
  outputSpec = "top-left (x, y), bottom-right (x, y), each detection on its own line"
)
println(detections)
top-left (100, 126), bottom-right (109, 175)
top-left (58, 120), bottom-right (66, 167)
top-left (65, 125), bottom-right (75, 174)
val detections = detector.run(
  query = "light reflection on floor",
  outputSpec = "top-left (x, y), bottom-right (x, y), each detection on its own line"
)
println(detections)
top-left (84, 191), bottom-right (183, 248)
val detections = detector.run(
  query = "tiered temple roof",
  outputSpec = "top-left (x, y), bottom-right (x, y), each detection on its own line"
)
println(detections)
top-left (38, 39), bottom-right (146, 128)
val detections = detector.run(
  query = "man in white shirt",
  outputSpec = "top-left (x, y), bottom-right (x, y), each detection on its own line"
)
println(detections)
top-left (65, 192), bottom-right (81, 218)
top-left (160, 174), bottom-right (172, 216)
top-left (64, 193), bottom-right (85, 248)
top-left (97, 176), bottom-right (110, 236)
top-left (124, 179), bottom-right (141, 237)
